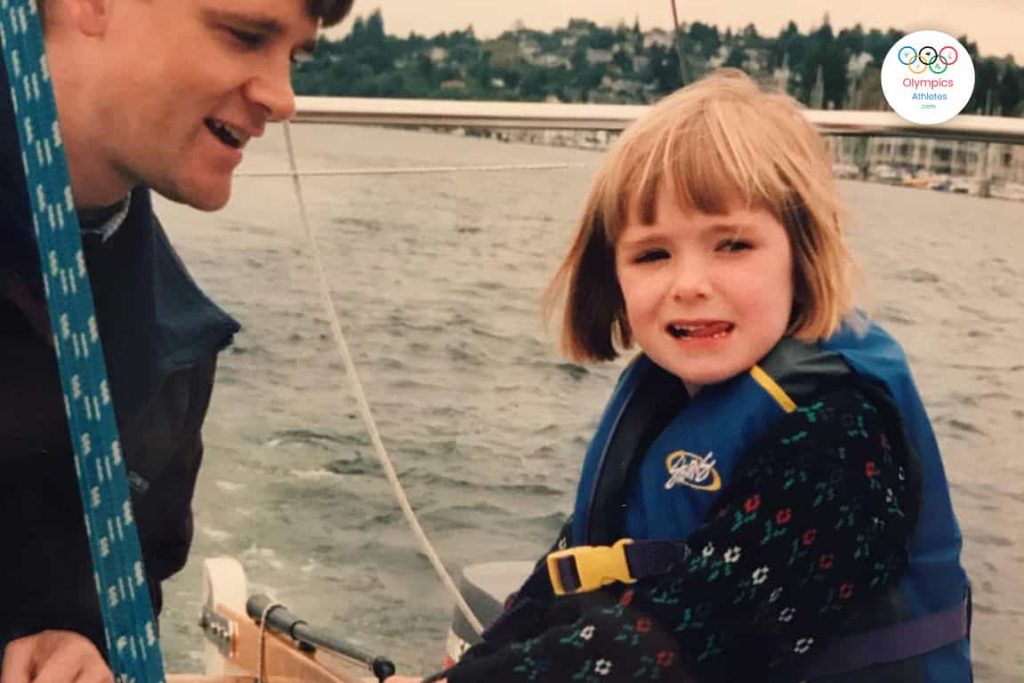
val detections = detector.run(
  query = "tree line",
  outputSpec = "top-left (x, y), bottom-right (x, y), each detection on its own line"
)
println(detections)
top-left (292, 11), bottom-right (1022, 116)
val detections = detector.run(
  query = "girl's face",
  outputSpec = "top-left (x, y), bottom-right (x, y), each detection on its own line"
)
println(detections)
top-left (615, 186), bottom-right (794, 395)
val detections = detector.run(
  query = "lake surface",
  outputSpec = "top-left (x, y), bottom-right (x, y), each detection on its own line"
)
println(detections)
top-left (154, 123), bottom-right (1023, 681)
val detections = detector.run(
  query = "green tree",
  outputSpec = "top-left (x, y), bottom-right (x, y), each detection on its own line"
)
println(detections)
top-left (687, 22), bottom-right (720, 60)
top-left (294, 12), bottom-right (1020, 112)
top-left (724, 46), bottom-right (747, 69)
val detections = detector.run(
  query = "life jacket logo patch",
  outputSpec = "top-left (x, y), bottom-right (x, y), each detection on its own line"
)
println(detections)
top-left (664, 450), bottom-right (722, 492)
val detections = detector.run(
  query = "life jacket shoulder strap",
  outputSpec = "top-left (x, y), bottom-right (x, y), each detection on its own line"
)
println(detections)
top-left (756, 337), bottom-right (855, 405)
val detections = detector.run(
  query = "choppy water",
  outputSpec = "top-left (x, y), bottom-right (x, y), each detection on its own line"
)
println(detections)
top-left (153, 124), bottom-right (1023, 680)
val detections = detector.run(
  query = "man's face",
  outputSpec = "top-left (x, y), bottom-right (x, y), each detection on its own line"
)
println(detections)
top-left (74, 0), bottom-right (318, 210)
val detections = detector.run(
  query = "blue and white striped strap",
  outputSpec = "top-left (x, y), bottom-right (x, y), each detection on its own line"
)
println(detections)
top-left (0, 2), bottom-right (165, 681)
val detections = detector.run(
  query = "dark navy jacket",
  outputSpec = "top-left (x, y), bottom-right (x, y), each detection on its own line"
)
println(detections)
top-left (0, 58), bottom-right (240, 654)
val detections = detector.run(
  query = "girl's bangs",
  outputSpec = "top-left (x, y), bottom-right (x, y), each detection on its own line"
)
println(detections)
top-left (598, 97), bottom-right (799, 243)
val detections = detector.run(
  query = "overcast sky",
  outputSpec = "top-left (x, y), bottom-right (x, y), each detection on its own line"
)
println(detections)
top-left (325, 0), bottom-right (1022, 62)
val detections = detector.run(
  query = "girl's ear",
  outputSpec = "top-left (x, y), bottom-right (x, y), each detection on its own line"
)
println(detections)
top-left (65, 0), bottom-right (111, 37)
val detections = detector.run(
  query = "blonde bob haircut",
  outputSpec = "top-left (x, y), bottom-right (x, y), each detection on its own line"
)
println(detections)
top-left (546, 68), bottom-right (857, 362)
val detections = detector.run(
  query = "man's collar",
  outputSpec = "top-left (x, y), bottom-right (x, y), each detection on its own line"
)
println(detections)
top-left (78, 194), bottom-right (132, 242)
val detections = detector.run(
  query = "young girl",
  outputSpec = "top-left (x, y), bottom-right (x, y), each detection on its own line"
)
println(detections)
top-left (412, 69), bottom-right (971, 683)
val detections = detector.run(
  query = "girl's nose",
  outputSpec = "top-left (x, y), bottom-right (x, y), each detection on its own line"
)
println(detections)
top-left (670, 258), bottom-right (712, 301)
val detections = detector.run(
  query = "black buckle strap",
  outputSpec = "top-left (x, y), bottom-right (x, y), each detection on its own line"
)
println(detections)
top-left (793, 595), bottom-right (971, 679)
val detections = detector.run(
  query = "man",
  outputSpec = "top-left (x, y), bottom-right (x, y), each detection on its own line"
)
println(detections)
top-left (0, 1), bottom-right (353, 681)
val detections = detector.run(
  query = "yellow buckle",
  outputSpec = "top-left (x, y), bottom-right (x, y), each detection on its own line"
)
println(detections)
top-left (546, 538), bottom-right (636, 596)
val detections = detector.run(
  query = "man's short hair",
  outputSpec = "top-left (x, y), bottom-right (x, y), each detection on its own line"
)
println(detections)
top-left (38, 0), bottom-right (355, 29)
top-left (308, 0), bottom-right (355, 27)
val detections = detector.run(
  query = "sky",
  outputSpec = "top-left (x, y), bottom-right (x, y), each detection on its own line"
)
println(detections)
top-left (324, 0), bottom-right (1023, 62)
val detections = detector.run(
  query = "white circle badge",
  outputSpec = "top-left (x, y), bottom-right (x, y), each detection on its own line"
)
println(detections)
top-left (881, 30), bottom-right (975, 124)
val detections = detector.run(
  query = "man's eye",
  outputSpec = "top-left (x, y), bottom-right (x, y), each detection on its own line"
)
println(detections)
top-left (229, 28), bottom-right (266, 49)
top-left (718, 239), bottom-right (751, 252)
top-left (634, 249), bottom-right (669, 263)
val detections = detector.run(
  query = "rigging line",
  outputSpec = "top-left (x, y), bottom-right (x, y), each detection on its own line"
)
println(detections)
top-left (670, 0), bottom-right (688, 87)
top-left (236, 161), bottom-right (590, 178)
top-left (280, 121), bottom-right (485, 636)
top-left (257, 601), bottom-right (284, 683)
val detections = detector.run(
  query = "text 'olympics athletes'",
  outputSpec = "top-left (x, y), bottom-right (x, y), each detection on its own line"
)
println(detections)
top-left (882, 30), bottom-right (976, 124)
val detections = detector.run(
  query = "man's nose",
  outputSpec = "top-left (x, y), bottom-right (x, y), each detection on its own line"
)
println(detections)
top-left (244, 63), bottom-right (297, 123)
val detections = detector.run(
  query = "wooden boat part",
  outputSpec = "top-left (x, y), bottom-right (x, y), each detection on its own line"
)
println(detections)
top-left (199, 557), bottom-right (362, 683)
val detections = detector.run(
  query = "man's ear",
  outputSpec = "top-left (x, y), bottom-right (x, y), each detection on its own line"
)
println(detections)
top-left (64, 0), bottom-right (111, 37)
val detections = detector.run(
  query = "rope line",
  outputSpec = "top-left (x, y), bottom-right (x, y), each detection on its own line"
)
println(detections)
top-left (670, 0), bottom-right (688, 87)
top-left (237, 161), bottom-right (589, 178)
top-left (281, 122), bottom-right (485, 636)
top-left (257, 601), bottom-right (284, 683)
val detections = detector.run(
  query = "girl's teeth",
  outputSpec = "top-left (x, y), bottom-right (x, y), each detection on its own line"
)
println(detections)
top-left (669, 324), bottom-right (732, 339)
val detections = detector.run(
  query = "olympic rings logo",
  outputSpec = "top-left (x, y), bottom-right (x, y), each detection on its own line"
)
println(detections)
top-left (897, 45), bottom-right (959, 74)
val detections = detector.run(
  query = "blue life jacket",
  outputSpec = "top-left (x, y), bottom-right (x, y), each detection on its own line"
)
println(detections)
top-left (567, 319), bottom-right (971, 681)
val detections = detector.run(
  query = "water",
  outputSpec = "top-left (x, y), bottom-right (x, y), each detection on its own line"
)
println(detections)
top-left (153, 124), bottom-right (1023, 681)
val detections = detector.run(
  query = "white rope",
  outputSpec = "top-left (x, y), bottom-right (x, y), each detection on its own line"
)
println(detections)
top-left (258, 600), bottom-right (284, 683)
top-left (238, 161), bottom-right (588, 178)
top-left (281, 121), bottom-right (486, 636)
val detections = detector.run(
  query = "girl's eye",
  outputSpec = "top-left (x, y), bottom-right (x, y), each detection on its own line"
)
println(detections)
top-left (634, 248), bottom-right (669, 263)
top-left (718, 239), bottom-right (752, 253)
